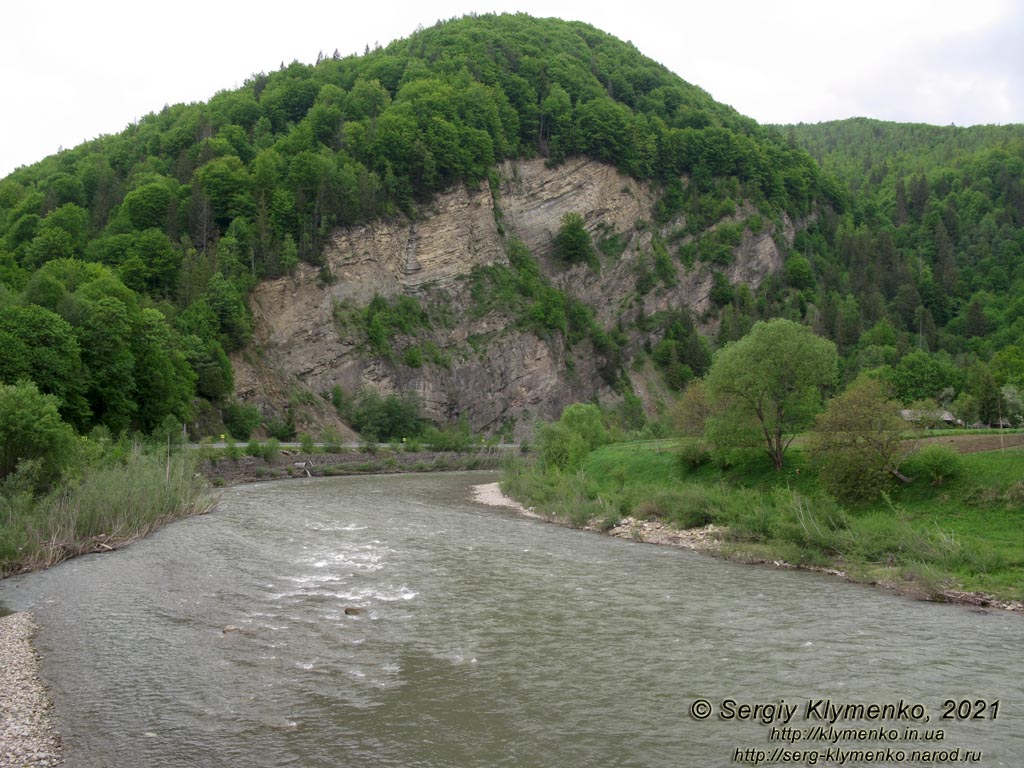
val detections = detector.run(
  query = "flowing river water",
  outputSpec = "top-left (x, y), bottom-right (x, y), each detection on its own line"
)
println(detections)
top-left (1, 472), bottom-right (1021, 767)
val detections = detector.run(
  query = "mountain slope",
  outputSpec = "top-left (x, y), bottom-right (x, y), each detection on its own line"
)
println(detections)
top-left (234, 155), bottom-right (795, 437)
top-left (784, 118), bottom-right (1024, 358)
top-left (1, 13), bottom-right (834, 438)
top-left (17, 16), bottom-right (1024, 440)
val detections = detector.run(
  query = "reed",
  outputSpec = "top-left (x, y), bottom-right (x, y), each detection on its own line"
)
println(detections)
top-left (1, 447), bottom-right (214, 576)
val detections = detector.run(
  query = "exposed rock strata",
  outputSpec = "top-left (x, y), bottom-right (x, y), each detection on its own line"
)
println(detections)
top-left (237, 158), bottom-right (792, 438)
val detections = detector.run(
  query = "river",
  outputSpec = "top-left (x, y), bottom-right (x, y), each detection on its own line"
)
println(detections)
top-left (1, 472), bottom-right (1021, 767)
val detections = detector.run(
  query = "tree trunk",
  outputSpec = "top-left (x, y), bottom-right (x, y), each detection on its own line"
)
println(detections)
top-left (890, 468), bottom-right (913, 484)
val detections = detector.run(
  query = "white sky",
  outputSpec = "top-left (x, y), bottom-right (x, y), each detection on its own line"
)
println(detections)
top-left (2, 0), bottom-right (1022, 179)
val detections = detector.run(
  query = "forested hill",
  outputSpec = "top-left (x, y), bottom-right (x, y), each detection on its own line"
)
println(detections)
top-left (784, 118), bottom-right (1024, 188)
top-left (777, 118), bottom-right (1024, 424)
top-left (1, 14), bottom-right (1022, 445)
top-left (0, 13), bottom-right (833, 439)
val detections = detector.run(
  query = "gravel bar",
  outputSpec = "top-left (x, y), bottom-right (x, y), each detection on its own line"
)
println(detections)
top-left (0, 612), bottom-right (62, 767)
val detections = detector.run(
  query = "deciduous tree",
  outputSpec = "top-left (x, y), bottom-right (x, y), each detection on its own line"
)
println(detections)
top-left (0, 304), bottom-right (89, 428)
top-left (705, 319), bottom-right (838, 470)
top-left (809, 377), bottom-right (911, 501)
top-left (0, 380), bottom-right (76, 488)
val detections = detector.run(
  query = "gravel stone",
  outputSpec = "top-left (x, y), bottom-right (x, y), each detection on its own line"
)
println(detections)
top-left (0, 612), bottom-right (62, 767)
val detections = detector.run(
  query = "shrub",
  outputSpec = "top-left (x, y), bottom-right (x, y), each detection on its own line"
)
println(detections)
top-left (265, 414), bottom-right (296, 442)
top-left (330, 385), bottom-right (351, 419)
top-left (558, 403), bottom-right (609, 451)
top-left (153, 415), bottom-right (185, 445)
top-left (349, 390), bottom-right (423, 441)
top-left (222, 400), bottom-right (262, 440)
top-left (816, 455), bottom-right (894, 502)
top-left (911, 444), bottom-right (964, 486)
top-left (423, 418), bottom-right (472, 451)
top-left (537, 422), bottom-right (589, 471)
top-left (321, 428), bottom-right (344, 454)
top-left (809, 377), bottom-right (908, 502)
top-left (553, 212), bottom-right (596, 268)
top-left (402, 346), bottom-right (423, 368)
top-left (677, 438), bottom-right (711, 471)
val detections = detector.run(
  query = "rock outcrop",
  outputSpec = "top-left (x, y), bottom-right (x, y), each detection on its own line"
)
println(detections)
top-left (235, 158), bottom-right (793, 438)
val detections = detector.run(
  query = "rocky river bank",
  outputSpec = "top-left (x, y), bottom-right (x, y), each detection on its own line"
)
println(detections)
top-left (0, 612), bottom-right (61, 768)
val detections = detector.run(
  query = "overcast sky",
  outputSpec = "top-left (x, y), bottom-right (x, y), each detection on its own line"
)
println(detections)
top-left (2, 0), bottom-right (1022, 178)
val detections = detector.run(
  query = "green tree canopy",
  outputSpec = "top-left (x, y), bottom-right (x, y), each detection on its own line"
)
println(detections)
top-left (122, 182), bottom-right (174, 230)
top-left (705, 319), bottom-right (838, 470)
top-left (809, 376), bottom-right (911, 501)
top-left (0, 380), bottom-right (76, 489)
top-left (553, 212), bottom-right (596, 268)
top-left (76, 295), bottom-right (136, 433)
top-left (131, 308), bottom-right (196, 432)
top-left (783, 254), bottom-right (814, 290)
top-left (205, 272), bottom-right (252, 350)
top-left (0, 303), bottom-right (89, 428)
top-left (558, 403), bottom-right (609, 452)
top-left (537, 421), bottom-right (589, 472)
top-left (888, 351), bottom-right (958, 405)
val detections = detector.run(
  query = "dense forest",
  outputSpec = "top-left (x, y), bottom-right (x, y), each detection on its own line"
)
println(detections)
top-left (780, 118), bottom-right (1024, 424)
top-left (1, 13), bottom-right (1022, 451)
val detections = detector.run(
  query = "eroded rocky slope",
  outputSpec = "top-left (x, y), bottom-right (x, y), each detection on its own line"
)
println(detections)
top-left (234, 158), bottom-right (793, 438)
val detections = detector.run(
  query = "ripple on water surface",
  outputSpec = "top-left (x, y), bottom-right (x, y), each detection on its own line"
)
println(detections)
top-left (0, 472), bottom-right (1021, 768)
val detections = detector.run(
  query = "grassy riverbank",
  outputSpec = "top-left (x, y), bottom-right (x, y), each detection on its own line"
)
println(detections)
top-left (503, 440), bottom-right (1024, 606)
top-left (0, 446), bottom-right (213, 577)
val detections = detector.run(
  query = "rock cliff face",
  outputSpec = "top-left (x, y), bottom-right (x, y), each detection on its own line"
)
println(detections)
top-left (234, 158), bottom-right (793, 438)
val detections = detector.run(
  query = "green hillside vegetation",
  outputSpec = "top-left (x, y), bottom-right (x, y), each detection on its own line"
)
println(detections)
top-left (4, 18), bottom-right (1022, 444)
top-left (504, 318), bottom-right (1023, 604)
top-left (1, 13), bottom-right (834, 444)
top-left (0, 14), bottom-right (836, 574)
top-left (779, 118), bottom-right (1024, 422)
top-left (0, 407), bottom-right (211, 577)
